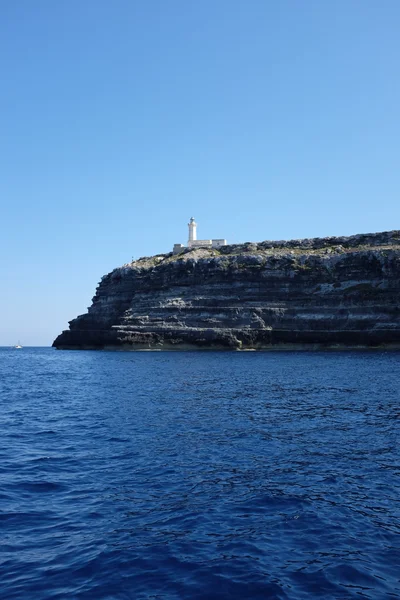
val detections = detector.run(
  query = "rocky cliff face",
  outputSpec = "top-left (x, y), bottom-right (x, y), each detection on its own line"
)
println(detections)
top-left (53, 231), bottom-right (400, 350)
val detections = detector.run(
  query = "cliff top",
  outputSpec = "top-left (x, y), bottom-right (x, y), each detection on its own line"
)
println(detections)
top-left (119, 230), bottom-right (400, 272)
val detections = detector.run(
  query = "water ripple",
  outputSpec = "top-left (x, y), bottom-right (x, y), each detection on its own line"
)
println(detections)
top-left (0, 348), bottom-right (399, 599)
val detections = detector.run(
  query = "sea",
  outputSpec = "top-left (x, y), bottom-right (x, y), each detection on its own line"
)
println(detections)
top-left (1, 347), bottom-right (399, 599)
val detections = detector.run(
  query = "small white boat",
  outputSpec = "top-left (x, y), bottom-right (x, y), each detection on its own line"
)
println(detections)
top-left (14, 341), bottom-right (22, 349)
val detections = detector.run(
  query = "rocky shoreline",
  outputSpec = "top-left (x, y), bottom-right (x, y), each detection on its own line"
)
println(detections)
top-left (53, 230), bottom-right (400, 351)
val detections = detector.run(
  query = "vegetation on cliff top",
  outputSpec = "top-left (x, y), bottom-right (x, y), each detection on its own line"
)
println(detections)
top-left (120, 230), bottom-right (400, 273)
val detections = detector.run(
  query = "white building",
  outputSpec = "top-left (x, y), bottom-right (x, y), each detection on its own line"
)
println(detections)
top-left (173, 217), bottom-right (227, 254)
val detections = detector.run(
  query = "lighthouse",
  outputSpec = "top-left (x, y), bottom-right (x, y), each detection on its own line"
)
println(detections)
top-left (173, 217), bottom-right (227, 253)
top-left (188, 217), bottom-right (197, 243)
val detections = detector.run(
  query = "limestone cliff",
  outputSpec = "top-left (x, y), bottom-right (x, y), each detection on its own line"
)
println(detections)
top-left (53, 231), bottom-right (400, 350)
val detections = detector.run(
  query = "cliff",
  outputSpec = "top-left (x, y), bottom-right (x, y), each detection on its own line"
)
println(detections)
top-left (53, 231), bottom-right (400, 350)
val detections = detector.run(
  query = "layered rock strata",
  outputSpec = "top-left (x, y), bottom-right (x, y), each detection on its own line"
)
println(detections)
top-left (53, 231), bottom-right (400, 350)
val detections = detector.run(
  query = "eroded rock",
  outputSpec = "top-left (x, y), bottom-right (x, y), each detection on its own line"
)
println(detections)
top-left (53, 230), bottom-right (400, 350)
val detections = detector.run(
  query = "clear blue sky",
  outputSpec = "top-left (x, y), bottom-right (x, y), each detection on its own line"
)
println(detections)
top-left (1, 0), bottom-right (399, 346)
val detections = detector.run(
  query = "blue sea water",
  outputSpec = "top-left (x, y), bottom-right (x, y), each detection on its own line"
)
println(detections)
top-left (1, 348), bottom-right (399, 599)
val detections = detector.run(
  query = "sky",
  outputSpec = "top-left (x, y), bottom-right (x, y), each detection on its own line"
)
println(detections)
top-left (1, 0), bottom-right (399, 346)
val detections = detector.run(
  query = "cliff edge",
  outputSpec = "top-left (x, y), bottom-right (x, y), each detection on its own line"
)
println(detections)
top-left (53, 231), bottom-right (400, 350)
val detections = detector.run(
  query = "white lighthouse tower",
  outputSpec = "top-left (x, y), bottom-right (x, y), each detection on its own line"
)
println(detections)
top-left (173, 217), bottom-right (227, 253)
top-left (188, 217), bottom-right (197, 244)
